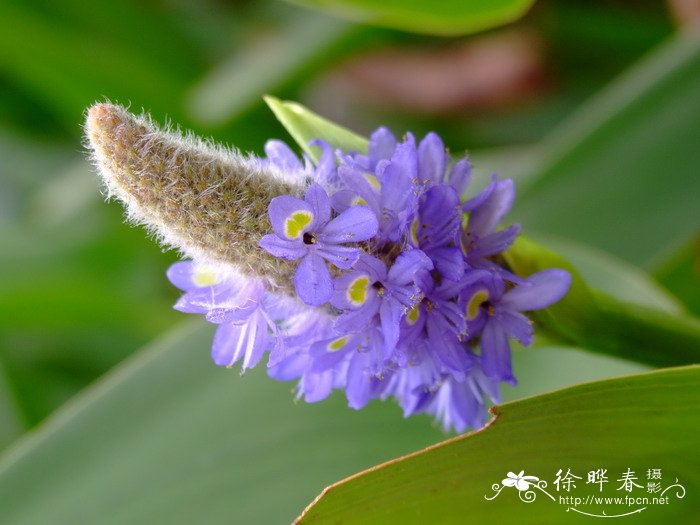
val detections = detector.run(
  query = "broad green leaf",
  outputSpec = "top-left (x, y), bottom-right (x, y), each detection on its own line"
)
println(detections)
top-left (505, 236), bottom-right (700, 367)
top-left (265, 95), bottom-right (368, 162)
top-left (297, 366), bottom-right (700, 524)
top-left (0, 320), bottom-right (445, 525)
top-left (654, 235), bottom-right (700, 316)
top-left (513, 33), bottom-right (700, 268)
top-left (189, 11), bottom-right (352, 126)
top-left (283, 0), bottom-right (534, 36)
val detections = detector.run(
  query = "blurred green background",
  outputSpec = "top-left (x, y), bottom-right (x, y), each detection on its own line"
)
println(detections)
top-left (0, 1), bottom-right (698, 523)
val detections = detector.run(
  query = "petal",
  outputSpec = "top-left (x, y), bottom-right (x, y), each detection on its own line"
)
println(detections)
top-left (316, 244), bottom-right (360, 270)
top-left (379, 297), bottom-right (404, 355)
top-left (331, 271), bottom-right (376, 310)
top-left (258, 234), bottom-right (307, 260)
top-left (427, 246), bottom-right (465, 282)
top-left (330, 189), bottom-right (358, 213)
top-left (309, 140), bottom-right (337, 187)
top-left (337, 165), bottom-right (381, 211)
top-left (166, 261), bottom-right (198, 290)
top-left (468, 224), bottom-right (520, 260)
top-left (368, 127), bottom-right (397, 169)
top-left (387, 249), bottom-right (433, 285)
top-left (268, 195), bottom-right (315, 240)
top-left (497, 310), bottom-right (534, 346)
top-left (294, 253), bottom-right (333, 306)
top-left (210, 315), bottom-right (268, 369)
top-left (419, 185), bottom-right (461, 247)
top-left (448, 157), bottom-right (472, 196)
top-left (304, 183), bottom-right (331, 228)
top-left (319, 205), bottom-right (378, 244)
top-left (501, 269), bottom-right (571, 311)
top-left (480, 320), bottom-right (515, 384)
top-left (468, 178), bottom-right (514, 237)
top-left (462, 177), bottom-right (495, 213)
top-left (264, 140), bottom-right (303, 172)
top-left (417, 132), bottom-right (447, 184)
top-left (335, 298), bottom-right (381, 333)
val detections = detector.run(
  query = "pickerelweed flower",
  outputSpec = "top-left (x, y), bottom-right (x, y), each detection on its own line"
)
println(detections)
top-left (86, 103), bottom-right (571, 433)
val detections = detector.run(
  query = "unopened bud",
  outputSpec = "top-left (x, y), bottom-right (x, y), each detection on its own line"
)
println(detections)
top-left (84, 103), bottom-right (302, 294)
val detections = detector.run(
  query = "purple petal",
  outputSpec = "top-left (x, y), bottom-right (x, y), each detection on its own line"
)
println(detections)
top-left (481, 320), bottom-right (515, 384)
top-left (309, 140), bottom-right (338, 187)
top-left (300, 370), bottom-right (335, 403)
top-left (462, 176), bottom-right (495, 212)
top-left (331, 271), bottom-right (376, 310)
top-left (304, 183), bottom-right (331, 228)
top-left (319, 205), bottom-right (378, 244)
top-left (501, 269), bottom-right (571, 311)
top-left (468, 224), bottom-right (520, 260)
top-left (294, 253), bottom-right (333, 306)
top-left (379, 297), bottom-right (404, 355)
top-left (369, 127), bottom-right (397, 169)
top-left (380, 141), bottom-right (418, 213)
top-left (387, 249), bottom-right (433, 285)
top-left (268, 195), bottom-right (314, 240)
top-left (335, 298), bottom-right (381, 333)
top-left (259, 234), bottom-right (307, 260)
top-left (330, 189), bottom-right (357, 213)
top-left (210, 313), bottom-right (268, 369)
top-left (337, 165), bottom-right (381, 211)
top-left (448, 157), bottom-right (472, 196)
top-left (417, 132), bottom-right (447, 184)
top-left (419, 185), bottom-right (461, 247)
top-left (166, 261), bottom-right (198, 291)
top-left (264, 140), bottom-right (303, 172)
top-left (497, 310), bottom-right (534, 347)
top-left (468, 178), bottom-right (514, 237)
top-left (316, 244), bottom-right (360, 270)
top-left (427, 246), bottom-right (465, 282)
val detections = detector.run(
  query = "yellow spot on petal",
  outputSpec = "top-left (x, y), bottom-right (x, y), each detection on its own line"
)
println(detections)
top-left (328, 336), bottom-right (349, 352)
top-left (410, 216), bottom-right (420, 247)
top-left (466, 289), bottom-right (489, 320)
top-left (351, 196), bottom-right (367, 206)
top-left (284, 210), bottom-right (313, 240)
top-left (347, 275), bottom-right (370, 306)
top-left (363, 173), bottom-right (381, 192)
top-left (406, 304), bottom-right (420, 325)
top-left (193, 265), bottom-right (217, 287)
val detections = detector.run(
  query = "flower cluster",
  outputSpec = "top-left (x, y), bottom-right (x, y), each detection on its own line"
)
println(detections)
top-left (167, 130), bottom-right (570, 433)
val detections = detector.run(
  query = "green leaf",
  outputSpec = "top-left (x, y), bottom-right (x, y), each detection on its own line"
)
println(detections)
top-left (513, 34), bottom-right (700, 268)
top-left (0, 320), bottom-right (445, 525)
top-left (532, 235), bottom-right (683, 314)
top-left (297, 366), bottom-right (700, 524)
top-left (505, 236), bottom-right (700, 367)
top-left (283, 0), bottom-right (535, 36)
top-left (264, 95), bottom-right (368, 162)
top-left (654, 234), bottom-right (700, 316)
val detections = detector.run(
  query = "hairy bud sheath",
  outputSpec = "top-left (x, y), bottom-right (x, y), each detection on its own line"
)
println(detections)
top-left (84, 103), bottom-right (302, 294)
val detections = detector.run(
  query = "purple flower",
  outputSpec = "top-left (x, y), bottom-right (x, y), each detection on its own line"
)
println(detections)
top-left (332, 250), bottom-right (433, 354)
top-left (163, 128), bottom-right (572, 434)
top-left (460, 176), bottom-right (520, 269)
top-left (337, 132), bottom-right (420, 243)
top-left (460, 269), bottom-right (571, 383)
top-left (409, 184), bottom-right (465, 281)
top-left (259, 183), bottom-right (378, 306)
